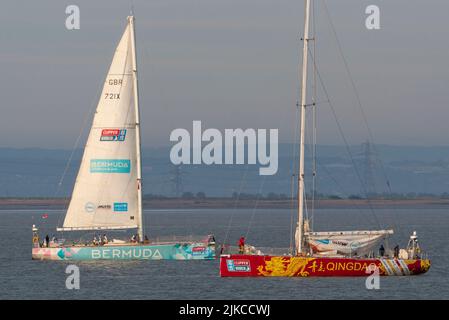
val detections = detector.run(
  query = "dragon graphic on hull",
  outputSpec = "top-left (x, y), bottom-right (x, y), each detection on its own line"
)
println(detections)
top-left (220, 255), bottom-right (430, 277)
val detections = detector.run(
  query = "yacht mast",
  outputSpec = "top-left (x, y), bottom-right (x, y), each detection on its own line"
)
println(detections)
top-left (128, 15), bottom-right (144, 242)
top-left (296, 0), bottom-right (311, 255)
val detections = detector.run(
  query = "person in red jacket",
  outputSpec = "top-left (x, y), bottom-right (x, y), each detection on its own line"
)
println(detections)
top-left (238, 236), bottom-right (245, 254)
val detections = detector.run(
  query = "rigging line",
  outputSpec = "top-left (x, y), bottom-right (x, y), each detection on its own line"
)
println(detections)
top-left (312, 148), bottom-right (370, 218)
top-left (222, 163), bottom-right (251, 247)
top-left (295, 183), bottom-right (310, 255)
top-left (244, 175), bottom-right (266, 241)
top-left (289, 45), bottom-right (302, 255)
top-left (321, 0), bottom-right (392, 195)
top-left (320, 1), bottom-right (404, 241)
top-left (290, 18), bottom-right (304, 255)
top-left (303, 138), bottom-right (319, 226)
top-left (311, 0), bottom-right (318, 232)
top-left (303, 184), bottom-right (309, 230)
top-left (302, 117), bottom-right (312, 224)
top-left (289, 173), bottom-right (296, 255)
top-left (307, 46), bottom-right (382, 229)
top-left (321, 0), bottom-right (372, 142)
top-left (302, 86), bottom-right (318, 227)
top-left (289, 26), bottom-right (304, 255)
top-left (114, 88), bottom-right (137, 232)
top-left (140, 32), bottom-right (168, 232)
top-left (55, 78), bottom-right (104, 234)
top-left (289, 104), bottom-right (300, 255)
top-left (131, 22), bottom-right (147, 239)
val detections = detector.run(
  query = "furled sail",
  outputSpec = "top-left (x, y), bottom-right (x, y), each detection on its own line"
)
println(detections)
top-left (303, 230), bottom-right (393, 257)
top-left (60, 20), bottom-right (139, 231)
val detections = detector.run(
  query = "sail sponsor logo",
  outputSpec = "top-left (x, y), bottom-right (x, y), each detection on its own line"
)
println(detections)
top-left (100, 129), bottom-right (126, 141)
top-left (90, 248), bottom-right (163, 259)
top-left (97, 204), bottom-right (111, 209)
top-left (333, 240), bottom-right (349, 246)
top-left (226, 259), bottom-right (251, 272)
top-left (113, 202), bottom-right (128, 212)
top-left (316, 239), bottom-right (352, 247)
top-left (85, 202), bottom-right (95, 213)
top-left (349, 241), bottom-right (361, 249)
top-left (90, 159), bottom-right (131, 173)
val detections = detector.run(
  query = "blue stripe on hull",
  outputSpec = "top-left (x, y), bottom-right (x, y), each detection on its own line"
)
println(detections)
top-left (32, 243), bottom-right (215, 261)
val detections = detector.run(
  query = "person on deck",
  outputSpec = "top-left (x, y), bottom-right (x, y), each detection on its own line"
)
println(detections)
top-left (379, 244), bottom-right (385, 257)
top-left (394, 245), bottom-right (399, 258)
top-left (238, 236), bottom-right (245, 254)
top-left (51, 235), bottom-right (58, 247)
top-left (45, 235), bottom-right (50, 248)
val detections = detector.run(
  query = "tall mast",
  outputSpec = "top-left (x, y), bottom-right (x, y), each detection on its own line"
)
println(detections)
top-left (296, 0), bottom-right (311, 255)
top-left (128, 16), bottom-right (144, 241)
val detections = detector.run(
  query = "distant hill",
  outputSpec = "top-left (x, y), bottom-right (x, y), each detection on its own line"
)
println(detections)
top-left (1, 144), bottom-right (449, 197)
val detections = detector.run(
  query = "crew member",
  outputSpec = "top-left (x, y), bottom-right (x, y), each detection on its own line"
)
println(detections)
top-left (394, 245), bottom-right (399, 258)
top-left (238, 236), bottom-right (245, 254)
top-left (379, 244), bottom-right (385, 257)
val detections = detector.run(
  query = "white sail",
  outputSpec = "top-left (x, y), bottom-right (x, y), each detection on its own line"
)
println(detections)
top-left (60, 19), bottom-right (140, 231)
top-left (304, 230), bottom-right (393, 257)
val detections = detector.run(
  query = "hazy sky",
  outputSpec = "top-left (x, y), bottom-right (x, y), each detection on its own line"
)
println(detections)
top-left (1, 0), bottom-right (448, 148)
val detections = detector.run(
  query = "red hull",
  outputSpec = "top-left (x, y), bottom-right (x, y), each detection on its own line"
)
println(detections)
top-left (220, 254), bottom-right (430, 277)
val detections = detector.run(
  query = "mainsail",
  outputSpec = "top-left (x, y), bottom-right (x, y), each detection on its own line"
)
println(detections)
top-left (60, 17), bottom-right (142, 231)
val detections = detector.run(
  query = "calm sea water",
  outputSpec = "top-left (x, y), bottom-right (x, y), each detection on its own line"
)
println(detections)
top-left (0, 207), bottom-right (448, 299)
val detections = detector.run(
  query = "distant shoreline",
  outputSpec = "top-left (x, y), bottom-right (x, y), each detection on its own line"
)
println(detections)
top-left (1, 198), bottom-right (449, 209)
